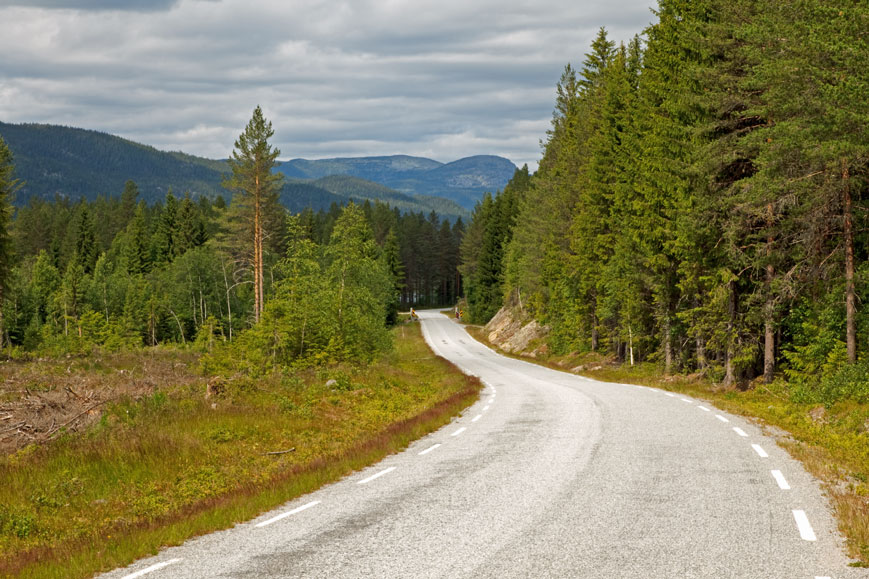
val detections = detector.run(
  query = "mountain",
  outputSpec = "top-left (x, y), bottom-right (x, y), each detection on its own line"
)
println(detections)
top-left (276, 154), bottom-right (518, 209)
top-left (0, 121), bottom-right (228, 203)
top-left (0, 122), bottom-right (470, 220)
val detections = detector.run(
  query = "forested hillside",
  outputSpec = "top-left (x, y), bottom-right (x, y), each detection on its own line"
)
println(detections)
top-left (0, 109), bottom-right (464, 359)
top-left (462, 0), bottom-right (868, 401)
top-left (276, 154), bottom-right (517, 209)
top-left (0, 122), bottom-right (470, 221)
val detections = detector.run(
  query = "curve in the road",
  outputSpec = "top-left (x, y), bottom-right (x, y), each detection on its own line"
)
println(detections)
top-left (102, 310), bottom-right (861, 579)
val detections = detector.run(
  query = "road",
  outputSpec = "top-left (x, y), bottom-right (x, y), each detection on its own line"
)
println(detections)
top-left (102, 310), bottom-right (863, 578)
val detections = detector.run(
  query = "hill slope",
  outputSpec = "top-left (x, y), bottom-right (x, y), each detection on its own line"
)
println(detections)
top-left (277, 154), bottom-right (517, 209)
top-left (0, 122), bottom-right (470, 219)
top-left (0, 121), bottom-right (227, 203)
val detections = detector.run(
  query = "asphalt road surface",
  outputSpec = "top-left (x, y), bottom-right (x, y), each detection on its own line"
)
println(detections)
top-left (101, 310), bottom-right (864, 579)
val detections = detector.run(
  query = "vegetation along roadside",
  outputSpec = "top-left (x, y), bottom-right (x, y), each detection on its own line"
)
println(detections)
top-left (0, 322), bottom-right (480, 579)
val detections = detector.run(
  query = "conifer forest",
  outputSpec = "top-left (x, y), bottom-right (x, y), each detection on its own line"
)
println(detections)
top-left (460, 0), bottom-right (868, 402)
top-left (0, 0), bottom-right (867, 403)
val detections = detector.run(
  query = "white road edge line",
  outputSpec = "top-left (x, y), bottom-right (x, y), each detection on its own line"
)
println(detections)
top-left (793, 510), bottom-right (817, 541)
top-left (680, 398), bottom-right (692, 403)
top-left (471, 414), bottom-right (482, 422)
top-left (752, 444), bottom-right (769, 458)
top-left (733, 427), bottom-right (748, 437)
top-left (121, 559), bottom-right (183, 579)
top-left (483, 405), bottom-right (490, 412)
top-left (358, 466), bottom-right (396, 485)
top-left (665, 392), bottom-right (676, 397)
top-left (256, 500), bottom-right (320, 528)
top-left (451, 427), bottom-right (467, 437)
top-left (771, 470), bottom-right (791, 490)
top-left (697, 406), bottom-right (711, 412)
top-left (418, 443), bottom-right (441, 456)
top-left (715, 414), bottom-right (729, 423)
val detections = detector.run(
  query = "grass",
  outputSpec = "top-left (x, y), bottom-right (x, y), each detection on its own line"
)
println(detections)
top-left (0, 323), bottom-right (481, 578)
top-left (467, 325), bottom-right (869, 566)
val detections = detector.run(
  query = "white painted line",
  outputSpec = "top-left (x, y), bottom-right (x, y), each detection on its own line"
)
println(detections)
top-left (680, 398), bottom-right (692, 403)
top-left (418, 443), bottom-right (441, 456)
top-left (793, 510), bottom-right (817, 541)
top-left (471, 414), bottom-right (482, 422)
top-left (771, 470), bottom-right (791, 490)
top-left (665, 392), bottom-right (676, 397)
top-left (752, 444), bottom-right (769, 458)
top-left (697, 406), bottom-right (711, 412)
top-left (483, 405), bottom-right (490, 412)
top-left (121, 559), bottom-right (183, 579)
top-left (715, 415), bottom-right (729, 423)
top-left (451, 427), bottom-right (467, 437)
top-left (733, 427), bottom-right (748, 437)
top-left (358, 466), bottom-right (396, 485)
top-left (256, 500), bottom-right (320, 528)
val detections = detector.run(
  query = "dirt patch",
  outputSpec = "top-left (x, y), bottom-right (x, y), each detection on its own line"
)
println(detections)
top-left (0, 350), bottom-right (204, 454)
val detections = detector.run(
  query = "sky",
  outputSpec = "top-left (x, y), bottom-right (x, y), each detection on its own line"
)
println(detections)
top-left (0, 0), bottom-right (656, 170)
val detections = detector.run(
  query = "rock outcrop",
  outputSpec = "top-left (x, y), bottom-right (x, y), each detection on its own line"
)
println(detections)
top-left (484, 306), bottom-right (550, 356)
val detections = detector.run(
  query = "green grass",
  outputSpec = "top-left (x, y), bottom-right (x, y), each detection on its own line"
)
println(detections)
top-left (467, 326), bottom-right (869, 565)
top-left (0, 323), bottom-right (481, 578)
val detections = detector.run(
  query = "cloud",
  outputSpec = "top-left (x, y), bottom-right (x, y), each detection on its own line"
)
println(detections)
top-left (0, 0), bottom-right (182, 11)
top-left (0, 0), bottom-right (656, 170)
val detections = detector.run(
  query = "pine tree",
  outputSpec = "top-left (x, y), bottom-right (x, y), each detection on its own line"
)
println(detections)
top-left (224, 106), bottom-right (283, 323)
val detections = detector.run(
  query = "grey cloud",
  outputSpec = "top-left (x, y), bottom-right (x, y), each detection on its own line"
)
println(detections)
top-left (0, 0), bottom-right (181, 11)
top-left (0, 0), bottom-right (657, 170)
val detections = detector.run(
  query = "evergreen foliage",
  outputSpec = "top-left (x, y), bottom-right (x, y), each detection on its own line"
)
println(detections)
top-left (464, 0), bottom-right (869, 399)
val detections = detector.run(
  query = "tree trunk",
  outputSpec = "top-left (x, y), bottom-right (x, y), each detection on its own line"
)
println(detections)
top-left (724, 281), bottom-right (736, 386)
top-left (254, 174), bottom-right (263, 323)
top-left (663, 314), bottom-right (673, 375)
top-left (763, 202), bottom-right (776, 383)
top-left (843, 159), bottom-right (857, 364)
top-left (694, 298), bottom-right (706, 371)
top-left (590, 294), bottom-right (599, 351)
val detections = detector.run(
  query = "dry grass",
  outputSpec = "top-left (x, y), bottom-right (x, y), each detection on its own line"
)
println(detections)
top-left (0, 324), bottom-right (481, 578)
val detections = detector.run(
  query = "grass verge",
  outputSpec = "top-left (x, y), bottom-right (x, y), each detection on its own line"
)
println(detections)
top-left (466, 326), bottom-right (869, 566)
top-left (0, 323), bottom-right (481, 578)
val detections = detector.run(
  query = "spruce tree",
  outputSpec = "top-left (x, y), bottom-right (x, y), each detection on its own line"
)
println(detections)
top-left (0, 137), bottom-right (20, 347)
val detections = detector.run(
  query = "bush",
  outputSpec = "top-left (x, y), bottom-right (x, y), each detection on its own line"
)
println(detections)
top-left (791, 360), bottom-right (869, 407)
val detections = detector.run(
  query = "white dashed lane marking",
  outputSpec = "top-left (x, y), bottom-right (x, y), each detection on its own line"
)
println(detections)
top-left (752, 444), bottom-right (769, 458)
top-left (451, 427), bottom-right (467, 437)
top-left (471, 414), bottom-right (482, 423)
top-left (733, 427), bottom-right (748, 437)
top-left (256, 501), bottom-right (320, 528)
top-left (793, 510), bottom-right (817, 541)
top-left (121, 559), bottom-right (183, 579)
top-left (715, 415), bottom-right (729, 423)
top-left (697, 406), bottom-right (711, 412)
top-left (418, 443), bottom-right (441, 456)
top-left (771, 470), bottom-right (790, 490)
top-left (358, 467), bottom-right (396, 485)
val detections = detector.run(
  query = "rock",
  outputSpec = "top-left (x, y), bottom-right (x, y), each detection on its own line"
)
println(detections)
top-left (325, 379), bottom-right (338, 388)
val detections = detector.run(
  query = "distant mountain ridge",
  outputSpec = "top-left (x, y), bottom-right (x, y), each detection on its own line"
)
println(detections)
top-left (277, 154), bottom-right (517, 209)
top-left (0, 121), bottom-right (513, 219)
